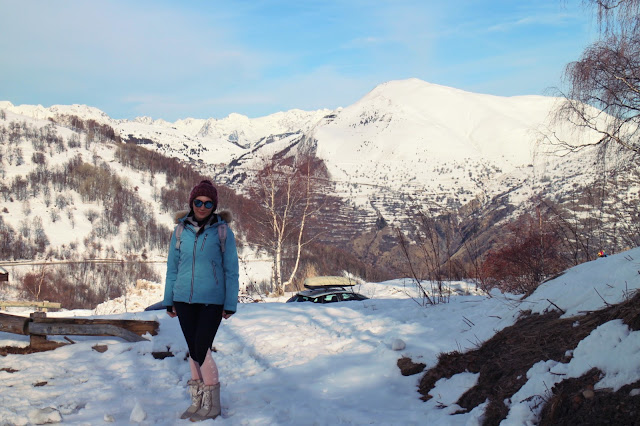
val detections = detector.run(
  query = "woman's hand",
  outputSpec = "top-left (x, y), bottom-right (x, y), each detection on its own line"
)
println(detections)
top-left (167, 306), bottom-right (177, 318)
top-left (222, 310), bottom-right (234, 320)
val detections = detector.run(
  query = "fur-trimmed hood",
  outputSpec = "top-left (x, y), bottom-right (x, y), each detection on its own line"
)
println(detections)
top-left (173, 209), bottom-right (233, 225)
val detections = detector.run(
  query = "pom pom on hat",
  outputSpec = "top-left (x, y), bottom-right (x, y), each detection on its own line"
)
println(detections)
top-left (189, 180), bottom-right (218, 210)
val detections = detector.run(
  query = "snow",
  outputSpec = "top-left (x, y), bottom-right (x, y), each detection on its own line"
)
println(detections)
top-left (526, 248), bottom-right (640, 317)
top-left (1, 247), bottom-right (639, 425)
top-left (306, 78), bottom-right (612, 222)
top-left (1, 79), bottom-right (639, 424)
top-left (1, 78), bottom-right (618, 229)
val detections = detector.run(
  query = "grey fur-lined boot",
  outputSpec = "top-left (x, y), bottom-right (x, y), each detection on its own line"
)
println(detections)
top-left (180, 379), bottom-right (203, 419)
top-left (190, 383), bottom-right (221, 422)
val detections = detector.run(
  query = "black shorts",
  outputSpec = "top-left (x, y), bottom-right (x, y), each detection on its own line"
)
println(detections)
top-left (174, 302), bottom-right (224, 365)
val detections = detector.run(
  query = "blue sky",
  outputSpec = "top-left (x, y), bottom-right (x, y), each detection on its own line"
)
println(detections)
top-left (0, 0), bottom-right (596, 121)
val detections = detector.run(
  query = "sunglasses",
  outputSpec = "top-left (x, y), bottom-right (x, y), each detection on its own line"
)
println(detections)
top-left (193, 199), bottom-right (214, 209)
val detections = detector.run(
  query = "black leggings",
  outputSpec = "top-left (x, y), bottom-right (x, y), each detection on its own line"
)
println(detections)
top-left (174, 302), bottom-right (223, 366)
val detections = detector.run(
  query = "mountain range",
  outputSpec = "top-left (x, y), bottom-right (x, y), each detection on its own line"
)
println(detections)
top-left (0, 79), bottom-right (609, 212)
top-left (1, 78), bottom-right (637, 282)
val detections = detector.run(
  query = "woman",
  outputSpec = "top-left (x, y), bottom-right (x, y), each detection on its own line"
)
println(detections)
top-left (163, 179), bottom-right (240, 421)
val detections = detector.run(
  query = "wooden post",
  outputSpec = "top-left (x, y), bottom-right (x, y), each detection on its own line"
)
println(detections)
top-left (29, 312), bottom-right (50, 348)
top-left (29, 334), bottom-right (50, 348)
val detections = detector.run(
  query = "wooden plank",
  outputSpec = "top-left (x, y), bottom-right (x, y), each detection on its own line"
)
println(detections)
top-left (0, 313), bottom-right (158, 343)
top-left (0, 301), bottom-right (62, 310)
top-left (0, 312), bottom-right (30, 335)
top-left (31, 317), bottom-right (159, 336)
top-left (28, 323), bottom-right (147, 342)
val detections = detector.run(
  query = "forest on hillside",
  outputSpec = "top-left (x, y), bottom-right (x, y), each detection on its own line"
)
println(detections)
top-left (0, 114), bottom-right (389, 308)
top-left (2, 109), bottom-right (640, 309)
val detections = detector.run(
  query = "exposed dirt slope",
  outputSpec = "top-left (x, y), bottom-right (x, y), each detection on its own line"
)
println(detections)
top-left (418, 291), bottom-right (640, 425)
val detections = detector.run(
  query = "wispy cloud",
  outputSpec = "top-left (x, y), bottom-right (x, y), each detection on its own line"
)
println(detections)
top-left (340, 37), bottom-right (384, 50)
top-left (0, 0), bottom-right (593, 121)
top-left (487, 12), bottom-right (575, 33)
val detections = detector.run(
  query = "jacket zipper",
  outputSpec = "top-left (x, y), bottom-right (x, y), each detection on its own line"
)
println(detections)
top-left (201, 234), bottom-right (208, 251)
top-left (190, 233), bottom-right (198, 302)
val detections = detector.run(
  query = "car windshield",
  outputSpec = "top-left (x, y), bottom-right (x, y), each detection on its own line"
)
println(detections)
top-left (287, 288), bottom-right (367, 304)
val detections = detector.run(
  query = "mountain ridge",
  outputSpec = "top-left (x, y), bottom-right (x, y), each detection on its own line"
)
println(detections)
top-left (2, 78), bottom-right (636, 274)
top-left (0, 78), bottom-right (614, 224)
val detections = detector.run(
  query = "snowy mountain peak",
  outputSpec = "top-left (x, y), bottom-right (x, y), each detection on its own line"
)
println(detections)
top-left (314, 78), bottom-right (554, 176)
top-left (365, 78), bottom-right (468, 99)
top-left (132, 116), bottom-right (155, 125)
top-left (225, 112), bottom-right (250, 122)
top-left (0, 101), bottom-right (112, 124)
top-left (298, 78), bottom-right (610, 221)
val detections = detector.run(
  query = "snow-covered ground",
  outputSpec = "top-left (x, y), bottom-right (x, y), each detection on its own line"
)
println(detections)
top-left (1, 247), bottom-right (640, 425)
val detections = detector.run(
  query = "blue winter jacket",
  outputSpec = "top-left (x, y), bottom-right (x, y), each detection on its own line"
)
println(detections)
top-left (163, 211), bottom-right (240, 313)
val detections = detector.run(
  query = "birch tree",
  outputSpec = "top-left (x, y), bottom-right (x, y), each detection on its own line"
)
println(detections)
top-left (249, 155), bottom-right (325, 295)
top-left (553, 0), bottom-right (640, 156)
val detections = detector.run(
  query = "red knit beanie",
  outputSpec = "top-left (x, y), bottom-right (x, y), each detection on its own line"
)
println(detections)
top-left (189, 180), bottom-right (218, 210)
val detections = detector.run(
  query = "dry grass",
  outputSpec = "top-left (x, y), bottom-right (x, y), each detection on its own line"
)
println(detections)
top-left (0, 341), bottom-right (67, 356)
top-left (418, 291), bottom-right (640, 425)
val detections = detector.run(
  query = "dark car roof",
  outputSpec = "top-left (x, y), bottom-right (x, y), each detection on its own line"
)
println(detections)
top-left (287, 285), bottom-right (369, 303)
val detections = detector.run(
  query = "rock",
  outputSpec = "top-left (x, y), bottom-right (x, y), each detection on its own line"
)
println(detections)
top-left (397, 356), bottom-right (426, 376)
top-left (92, 344), bottom-right (108, 353)
top-left (104, 414), bottom-right (115, 422)
top-left (129, 401), bottom-right (146, 423)
top-left (391, 338), bottom-right (406, 351)
top-left (58, 402), bottom-right (84, 415)
top-left (28, 407), bottom-right (62, 424)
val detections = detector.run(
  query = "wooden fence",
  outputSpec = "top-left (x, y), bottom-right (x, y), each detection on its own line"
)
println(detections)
top-left (0, 301), bottom-right (62, 312)
top-left (0, 312), bottom-right (159, 348)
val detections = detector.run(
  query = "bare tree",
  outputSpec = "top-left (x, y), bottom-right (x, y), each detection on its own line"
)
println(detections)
top-left (553, 0), bottom-right (640, 156)
top-left (22, 265), bottom-right (47, 301)
top-left (480, 212), bottom-right (568, 294)
top-left (248, 155), bottom-right (325, 295)
top-left (460, 212), bottom-right (490, 292)
top-left (395, 227), bottom-right (434, 306)
top-left (395, 206), bottom-right (461, 305)
top-left (589, 0), bottom-right (640, 35)
top-left (543, 199), bottom-right (597, 265)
